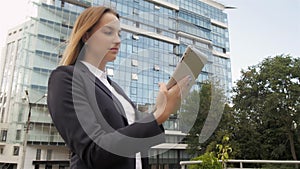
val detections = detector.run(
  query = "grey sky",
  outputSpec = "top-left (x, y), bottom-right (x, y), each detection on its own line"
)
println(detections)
top-left (220, 0), bottom-right (300, 83)
top-left (0, 0), bottom-right (299, 85)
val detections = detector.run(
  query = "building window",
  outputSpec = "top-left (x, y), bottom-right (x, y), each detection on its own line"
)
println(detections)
top-left (132, 45), bottom-right (138, 53)
top-left (130, 87), bottom-right (137, 95)
top-left (135, 22), bottom-right (140, 28)
top-left (50, 132), bottom-right (55, 142)
top-left (0, 148), bottom-right (3, 154)
top-left (132, 34), bottom-right (139, 40)
top-left (156, 28), bottom-right (162, 35)
top-left (1, 130), bottom-right (7, 142)
top-left (153, 65), bottom-right (160, 71)
top-left (131, 73), bottom-right (138, 80)
top-left (13, 146), bottom-right (19, 156)
top-left (131, 59), bottom-right (138, 67)
top-left (18, 111), bottom-right (23, 122)
top-left (133, 8), bottom-right (139, 15)
top-left (173, 45), bottom-right (179, 55)
top-left (45, 164), bottom-right (52, 169)
top-left (46, 149), bottom-right (52, 160)
top-left (36, 149), bottom-right (41, 160)
top-left (222, 48), bottom-right (226, 53)
top-left (16, 130), bottom-right (21, 140)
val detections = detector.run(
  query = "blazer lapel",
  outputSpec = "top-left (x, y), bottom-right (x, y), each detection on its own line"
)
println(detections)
top-left (75, 62), bottom-right (112, 98)
top-left (75, 62), bottom-right (129, 125)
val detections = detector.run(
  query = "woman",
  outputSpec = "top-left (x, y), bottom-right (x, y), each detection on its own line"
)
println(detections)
top-left (47, 6), bottom-right (191, 169)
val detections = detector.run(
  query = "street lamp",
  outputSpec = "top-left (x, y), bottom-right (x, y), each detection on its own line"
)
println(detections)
top-left (19, 90), bottom-right (47, 169)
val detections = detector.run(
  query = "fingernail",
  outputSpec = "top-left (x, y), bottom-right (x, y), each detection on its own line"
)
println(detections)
top-left (188, 75), bottom-right (192, 81)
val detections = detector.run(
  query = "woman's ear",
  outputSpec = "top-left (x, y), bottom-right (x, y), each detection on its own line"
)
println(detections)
top-left (82, 32), bottom-right (90, 43)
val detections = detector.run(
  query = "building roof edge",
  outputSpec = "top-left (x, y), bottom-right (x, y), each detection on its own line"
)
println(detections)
top-left (199, 0), bottom-right (225, 10)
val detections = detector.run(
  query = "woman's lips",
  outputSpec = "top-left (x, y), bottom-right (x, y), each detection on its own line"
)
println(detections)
top-left (109, 48), bottom-right (119, 54)
top-left (110, 48), bottom-right (119, 51)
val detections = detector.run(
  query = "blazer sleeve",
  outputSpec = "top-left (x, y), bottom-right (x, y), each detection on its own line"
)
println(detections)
top-left (47, 67), bottom-right (165, 168)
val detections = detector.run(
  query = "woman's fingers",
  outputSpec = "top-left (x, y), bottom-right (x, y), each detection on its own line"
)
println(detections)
top-left (158, 82), bottom-right (167, 93)
top-left (177, 75), bottom-right (192, 89)
top-left (154, 76), bottom-right (193, 124)
top-left (169, 75), bottom-right (193, 98)
top-left (156, 83), bottom-right (167, 112)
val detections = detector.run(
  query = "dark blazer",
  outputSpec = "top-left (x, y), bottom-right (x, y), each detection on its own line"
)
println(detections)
top-left (47, 62), bottom-right (165, 169)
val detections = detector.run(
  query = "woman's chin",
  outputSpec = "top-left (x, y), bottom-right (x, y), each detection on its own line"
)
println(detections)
top-left (106, 55), bottom-right (117, 62)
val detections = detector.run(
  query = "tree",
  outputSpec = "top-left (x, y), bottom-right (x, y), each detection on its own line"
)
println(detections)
top-left (205, 104), bottom-right (237, 157)
top-left (232, 55), bottom-right (300, 161)
top-left (182, 55), bottom-right (300, 167)
top-left (180, 83), bottom-right (212, 156)
top-left (180, 81), bottom-right (227, 156)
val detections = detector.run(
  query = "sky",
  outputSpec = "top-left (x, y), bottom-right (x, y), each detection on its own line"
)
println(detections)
top-left (0, 0), bottom-right (299, 84)
top-left (220, 0), bottom-right (300, 83)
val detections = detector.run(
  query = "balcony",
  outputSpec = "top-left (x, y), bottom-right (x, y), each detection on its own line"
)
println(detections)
top-left (27, 134), bottom-right (65, 146)
top-left (61, 0), bottom-right (91, 8)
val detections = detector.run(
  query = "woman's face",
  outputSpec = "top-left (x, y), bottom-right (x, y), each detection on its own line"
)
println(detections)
top-left (85, 12), bottom-right (121, 66)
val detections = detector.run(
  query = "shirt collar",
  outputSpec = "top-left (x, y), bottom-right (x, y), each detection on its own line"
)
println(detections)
top-left (80, 61), bottom-right (107, 80)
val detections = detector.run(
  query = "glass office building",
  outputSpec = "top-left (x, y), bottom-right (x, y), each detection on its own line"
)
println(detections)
top-left (0, 0), bottom-right (231, 168)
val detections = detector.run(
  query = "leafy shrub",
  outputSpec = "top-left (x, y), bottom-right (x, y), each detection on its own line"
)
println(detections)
top-left (189, 152), bottom-right (222, 169)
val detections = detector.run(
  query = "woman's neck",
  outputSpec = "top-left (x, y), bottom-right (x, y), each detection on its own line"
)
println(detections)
top-left (82, 55), bottom-right (106, 71)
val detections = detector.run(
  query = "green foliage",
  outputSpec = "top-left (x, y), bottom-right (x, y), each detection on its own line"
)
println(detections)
top-left (180, 81), bottom-right (227, 156)
top-left (205, 104), bottom-right (237, 158)
top-left (184, 55), bottom-right (300, 163)
top-left (216, 136), bottom-right (232, 168)
top-left (188, 136), bottom-right (233, 169)
top-left (189, 152), bottom-right (222, 169)
top-left (232, 55), bottom-right (300, 160)
top-left (180, 82), bottom-right (213, 156)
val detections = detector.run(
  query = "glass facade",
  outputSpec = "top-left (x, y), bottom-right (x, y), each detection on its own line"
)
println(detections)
top-left (0, 0), bottom-right (232, 168)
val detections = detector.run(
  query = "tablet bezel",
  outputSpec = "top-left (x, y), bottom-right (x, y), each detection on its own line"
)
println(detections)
top-left (166, 45), bottom-right (208, 89)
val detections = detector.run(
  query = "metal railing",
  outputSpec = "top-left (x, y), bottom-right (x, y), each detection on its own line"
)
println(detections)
top-left (28, 134), bottom-right (65, 143)
top-left (180, 159), bottom-right (300, 169)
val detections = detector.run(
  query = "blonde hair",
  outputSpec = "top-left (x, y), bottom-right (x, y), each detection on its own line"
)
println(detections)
top-left (60, 6), bottom-right (119, 65)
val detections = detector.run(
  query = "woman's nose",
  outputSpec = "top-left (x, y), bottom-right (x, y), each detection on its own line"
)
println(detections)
top-left (113, 33), bottom-right (121, 43)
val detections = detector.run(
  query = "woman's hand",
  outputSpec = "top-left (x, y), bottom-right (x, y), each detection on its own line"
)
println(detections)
top-left (153, 75), bottom-right (192, 125)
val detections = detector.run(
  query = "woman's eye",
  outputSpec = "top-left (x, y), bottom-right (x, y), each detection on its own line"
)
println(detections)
top-left (104, 32), bottom-right (113, 35)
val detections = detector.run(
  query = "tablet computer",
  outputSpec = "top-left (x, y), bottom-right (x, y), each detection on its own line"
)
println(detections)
top-left (166, 45), bottom-right (208, 89)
